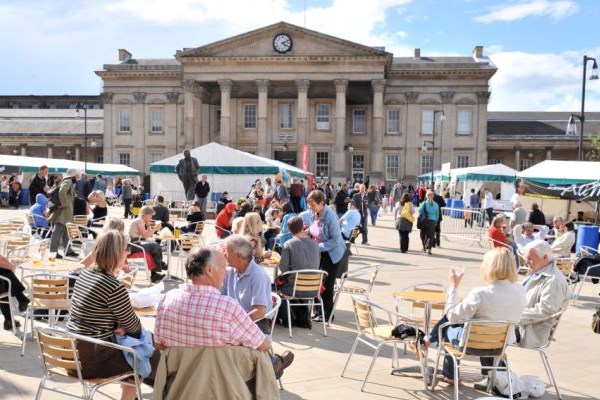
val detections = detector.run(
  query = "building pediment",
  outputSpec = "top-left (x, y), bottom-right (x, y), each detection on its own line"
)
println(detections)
top-left (177, 21), bottom-right (391, 61)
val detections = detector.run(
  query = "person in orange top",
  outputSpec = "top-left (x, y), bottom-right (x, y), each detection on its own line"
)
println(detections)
top-left (215, 202), bottom-right (237, 238)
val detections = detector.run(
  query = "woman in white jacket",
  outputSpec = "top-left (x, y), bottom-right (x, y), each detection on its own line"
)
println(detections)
top-left (426, 247), bottom-right (526, 384)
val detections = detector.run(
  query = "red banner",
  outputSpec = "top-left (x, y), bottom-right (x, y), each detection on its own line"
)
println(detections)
top-left (302, 144), bottom-right (309, 171)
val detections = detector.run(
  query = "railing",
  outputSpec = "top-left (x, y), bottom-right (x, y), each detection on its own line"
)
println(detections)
top-left (440, 207), bottom-right (486, 247)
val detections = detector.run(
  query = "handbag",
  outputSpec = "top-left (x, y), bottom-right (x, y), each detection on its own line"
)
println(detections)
top-left (592, 307), bottom-right (600, 334)
top-left (416, 207), bottom-right (428, 230)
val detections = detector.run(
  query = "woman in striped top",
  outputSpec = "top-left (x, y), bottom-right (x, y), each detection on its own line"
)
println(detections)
top-left (67, 230), bottom-right (159, 400)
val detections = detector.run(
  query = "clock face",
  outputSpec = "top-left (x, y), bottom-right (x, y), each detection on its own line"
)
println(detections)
top-left (273, 33), bottom-right (292, 54)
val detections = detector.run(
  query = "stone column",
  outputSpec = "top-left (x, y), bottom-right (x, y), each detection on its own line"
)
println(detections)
top-left (333, 79), bottom-right (348, 180)
top-left (47, 144), bottom-right (54, 159)
top-left (183, 80), bottom-right (198, 150)
top-left (20, 144), bottom-right (27, 157)
top-left (440, 91), bottom-right (455, 165)
top-left (370, 79), bottom-right (386, 181)
top-left (514, 147), bottom-right (521, 171)
top-left (404, 91), bottom-right (420, 179)
top-left (546, 146), bottom-right (552, 160)
top-left (295, 79), bottom-right (310, 167)
top-left (476, 91), bottom-right (491, 165)
top-left (256, 79), bottom-right (270, 157)
top-left (102, 92), bottom-right (114, 163)
top-left (75, 144), bottom-right (81, 161)
top-left (218, 79), bottom-right (233, 147)
top-left (166, 92), bottom-right (180, 154)
top-left (132, 92), bottom-right (147, 173)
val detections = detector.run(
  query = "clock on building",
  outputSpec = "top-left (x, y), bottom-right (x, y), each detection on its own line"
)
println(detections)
top-left (273, 33), bottom-right (292, 53)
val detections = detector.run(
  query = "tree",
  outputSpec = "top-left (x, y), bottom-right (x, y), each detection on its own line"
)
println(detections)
top-left (586, 134), bottom-right (600, 161)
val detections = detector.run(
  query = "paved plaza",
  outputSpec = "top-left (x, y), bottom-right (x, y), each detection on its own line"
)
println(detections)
top-left (1, 206), bottom-right (599, 400)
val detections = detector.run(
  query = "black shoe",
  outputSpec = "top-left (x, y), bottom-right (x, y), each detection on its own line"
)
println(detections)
top-left (3, 319), bottom-right (21, 330)
top-left (18, 298), bottom-right (30, 313)
top-left (150, 272), bottom-right (165, 283)
top-left (474, 376), bottom-right (490, 391)
top-left (55, 253), bottom-right (64, 259)
top-left (65, 250), bottom-right (79, 257)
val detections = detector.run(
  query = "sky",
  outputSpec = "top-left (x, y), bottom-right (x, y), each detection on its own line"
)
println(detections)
top-left (1, 0), bottom-right (600, 111)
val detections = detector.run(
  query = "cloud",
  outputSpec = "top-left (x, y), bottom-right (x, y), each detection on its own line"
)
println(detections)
top-left (487, 47), bottom-right (600, 111)
top-left (475, 0), bottom-right (578, 23)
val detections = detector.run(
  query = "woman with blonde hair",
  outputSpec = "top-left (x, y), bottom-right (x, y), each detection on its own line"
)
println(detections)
top-left (129, 206), bottom-right (165, 283)
top-left (67, 230), bottom-right (160, 400)
top-left (425, 247), bottom-right (526, 384)
top-left (242, 212), bottom-right (271, 262)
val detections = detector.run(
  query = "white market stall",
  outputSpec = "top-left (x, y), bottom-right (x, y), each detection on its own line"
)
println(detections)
top-left (452, 163), bottom-right (518, 203)
top-left (0, 154), bottom-right (140, 177)
top-left (517, 160), bottom-right (600, 221)
top-left (149, 142), bottom-right (312, 201)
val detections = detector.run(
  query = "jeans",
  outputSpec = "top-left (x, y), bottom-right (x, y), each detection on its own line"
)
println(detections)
top-left (369, 204), bottom-right (379, 225)
top-left (49, 223), bottom-right (69, 253)
top-left (195, 196), bottom-right (208, 216)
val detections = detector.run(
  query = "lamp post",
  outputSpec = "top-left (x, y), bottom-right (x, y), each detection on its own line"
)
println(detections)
top-left (76, 103), bottom-right (88, 173)
top-left (566, 55), bottom-right (598, 160)
top-left (422, 110), bottom-right (445, 186)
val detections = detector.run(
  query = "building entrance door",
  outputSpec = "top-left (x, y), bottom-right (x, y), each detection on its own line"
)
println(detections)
top-left (274, 151), bottom-right (297, 166)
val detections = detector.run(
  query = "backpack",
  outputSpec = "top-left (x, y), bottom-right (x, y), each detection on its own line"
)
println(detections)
top-left (47, 187), bottom-right (61, 213)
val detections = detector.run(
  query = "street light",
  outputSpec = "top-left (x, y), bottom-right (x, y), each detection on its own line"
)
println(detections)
top-left (422, 110), bottom-right (446, 186)
top-left (76, 103), bottom-right (88, 173)
top-left (566, 55), bottom-right (598, 160)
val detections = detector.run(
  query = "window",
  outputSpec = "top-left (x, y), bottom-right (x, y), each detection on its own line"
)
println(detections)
top-left (457, 110), bottom-right (472, 134)
top-left (352, 155), bottom-right (365, 183)
top-left (316, 104), bottom-right (330, 130)
top-left (421, 110), bottom-right (433, 134)
top-left (215, 109), bottom-right (221, 134)
top-left (421, 154), bottom-right (433, 174)
top-left (315, 152), bottom-right (329, 178)
top-left (150, 108), bottom-right (164, 133)
top-left (279, 104), bottom-right (294, 129)
top-left (96, 155), bottom-right (104, 163)
top-left (489, 158), bottom-right (500, 165)
top-left (119, 153), bottom-right (131, 166)
top-left (457, 155), bottom-right (470, 168)
top-left (352, 109), bottom-right (366, 134)
top-left (150, 152), bottom-right (164, 164)
top-left (118, 109), bottom-right (131, 132)
top-left (387, 109), bottom-right (400, 134)
top-left (243, 104), bottom-right (257, 129)
top-left (520, 159), bottom-right (532, 171)
top-left (386, 155), bottom-right (399, 180)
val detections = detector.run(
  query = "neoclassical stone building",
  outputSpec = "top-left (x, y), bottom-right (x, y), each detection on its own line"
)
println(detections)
top-left (95, 22), bottom-right (496, 184)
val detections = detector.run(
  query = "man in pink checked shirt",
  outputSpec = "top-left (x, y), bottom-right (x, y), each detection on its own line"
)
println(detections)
top-left (154, 247), bottom-right (292, 378)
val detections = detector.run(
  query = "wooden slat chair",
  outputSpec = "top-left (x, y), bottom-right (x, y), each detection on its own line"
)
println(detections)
top-left (72, 215), bottom-right (89, 228)
top-left (65, 223), bottom-right (94, 257)
top-left (341, 296), bottom-right (423, 391)
top-left (175, 234), bottom-right (205, 278)
top-left (0, 275), bottom-right (18, 334)
top-left (7, 239), bottom-right (49, 278)
top-left (169, 200), bottom-right (186, 219)
top-left (193, 221), bottom-right (205, 235)
top-left (431, 320), bottom-right (515, 400)
top-left (277, 269), bottom-right (328, 338)
top-left (345, 227), bottom-right (361, 255)
top-left (35, 326), bottom-right (143, 400)
top-left (26, 212), bottom-right (51, 238)
top-left (329, 263), bottom-right (381, 325)
top-left (395, 282), bottom-right (446, 328)
top-left (21, 274), bottom-right (71, 356)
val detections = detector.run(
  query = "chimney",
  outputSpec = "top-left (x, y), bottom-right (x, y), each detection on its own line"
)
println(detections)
top-left (414, 48), bottom-right (421, 59)
top-left (473, 46), bottom-right (483, 59)
top-left (118, 49), bottom-right (132, 62)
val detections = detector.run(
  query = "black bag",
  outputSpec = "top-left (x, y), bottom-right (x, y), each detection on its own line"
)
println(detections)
top-left (391, 323), bottom-right (425, 343)
top-left (416, 208), bottom-right (427, 230)
top-left (47, 186), bottom-right (61, 214)
top-left (593, 307), bottom-right (600, 334)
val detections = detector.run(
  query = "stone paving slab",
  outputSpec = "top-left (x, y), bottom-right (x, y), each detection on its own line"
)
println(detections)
top-left (1, 206), bottom-right (599, 399)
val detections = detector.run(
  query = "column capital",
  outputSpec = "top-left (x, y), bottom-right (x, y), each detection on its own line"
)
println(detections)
top-left (133, 92), bottom-right (146, 104)
top-left (441, 91), bottom-right (455, 104)
top-left (101, 92), bottom-right (114, 104)
top-left (371, 79), bottom-right (387, 93)
top-left (166, 92), bottom-right (180, 103)
top-left (334, 79), bottom-right (348, 93)
top-left (295, 79), bottom-right (310, 92)
top-left (477, 91), bottom-right (491, 104)
top-left (405, 91), bottom-right (419, 104)
top-left (218, 79), bottom-right (233, 93)
top-left (255, 79), bottom-right (270, 92)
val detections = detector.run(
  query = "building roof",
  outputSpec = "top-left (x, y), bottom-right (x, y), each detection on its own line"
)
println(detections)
top-left (488, 111), bottom-right (600, 138)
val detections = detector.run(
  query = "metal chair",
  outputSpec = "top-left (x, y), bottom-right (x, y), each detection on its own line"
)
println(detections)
top-left (345, 227), bottom-right (361, 255)
top-left (341, 296), bottom-right (422, 391)
top-left (329, 263), bottom-right (381, 325)
top-left (127, 242), bottom-right (151, 282)
top-left (193, 221), bottom-right (205, 235)
top-left (488, 236), bottom-right (528, 274)
top-left (277, 269), bottom-right (328, 337)
top-left (35, 326), bottom-right (142, 400)
top-left (255, 292), bottom-right (284, 390)
top-left (512, 310), bottom-right (565, 399)
top-left (571, 261), bottom-right (600, 303)
top-left (431, 320), bottom-right (515, 400)
top-left (0, 274), bottom-right (18, 334)
top-left (26, 212), bottom-right (51, 238)
top-left (72, 215), bottom-right (89, 228)
top-left (174, 234), bottom-right (205, 278)
top-left (395, 282), bottom-right (446, 329)
top-left (21, 273), bottom-right (71, 356)
top-left (65, 223), bottom-right (94, 257)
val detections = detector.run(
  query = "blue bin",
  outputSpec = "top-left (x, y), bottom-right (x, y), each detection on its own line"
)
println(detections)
top-left (20, 188), bottom-right (30, 205)
top-left (445, 199), bottom-right (454, 216)
top-left (451, 199), bottom-right (464, 218)
top-left (576, 225), bottom-right (600, 255)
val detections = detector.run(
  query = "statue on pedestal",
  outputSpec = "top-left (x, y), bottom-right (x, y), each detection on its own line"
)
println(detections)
top-left (175, 149), bottom-right (200, 200)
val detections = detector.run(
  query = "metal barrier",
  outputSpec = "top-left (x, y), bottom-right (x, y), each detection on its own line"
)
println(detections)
top-left (440, 207), bottom-right (486, 247)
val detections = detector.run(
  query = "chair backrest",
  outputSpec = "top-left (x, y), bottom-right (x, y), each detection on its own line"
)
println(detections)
top-left (462, 321), bottom-right (512, 358)
top-left (26, 212), bottom-right (36, 227)
top-left (0, 220), bottom-right (23, 235)
top-left (263, 292), bottom-right (282, 336)
top-left (66, 223), bottom-right (83, 241)
top-left (194, 221), bottom-right (205, 235)
top-left (349, 227), bottom-right (360, 241)
top-left (351, 295), bottom-right (377, 335)
top-left (339, 264), bottom-right (381, 294)
top-left (73, 215), bottom-right (88, 227)
top-left (555, 257), bottom-right (574, 277)
top-left (5, 234), bottom-right (32, 253)
top-left (280, 269), bottom-right (327, 299)
top-left (118, 267), bottom-right (138, 290)
top-left (36, 328), bottom-right (82, 379)
top-left (127, 242), bottom-right (149, 272)
top-left (29, 275), bottom-right (69, 302)
top-left (170, 200), bottom-right (185, 209)
top-left (180, 234), bottom-right (203, 252)
top-left (488, 236), bottom-right (510, 249)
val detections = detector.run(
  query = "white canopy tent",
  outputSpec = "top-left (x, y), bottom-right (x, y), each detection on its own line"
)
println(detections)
top-left (149, 142), bottom-right (312, 201)
top-left (0, 154), bottom-right (141, 177)
top-left (450, 163), bottom-right (518, 202)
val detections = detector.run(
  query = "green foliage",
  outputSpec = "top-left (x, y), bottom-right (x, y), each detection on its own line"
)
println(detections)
top-left (586, 134), bottom-right (600, 161)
